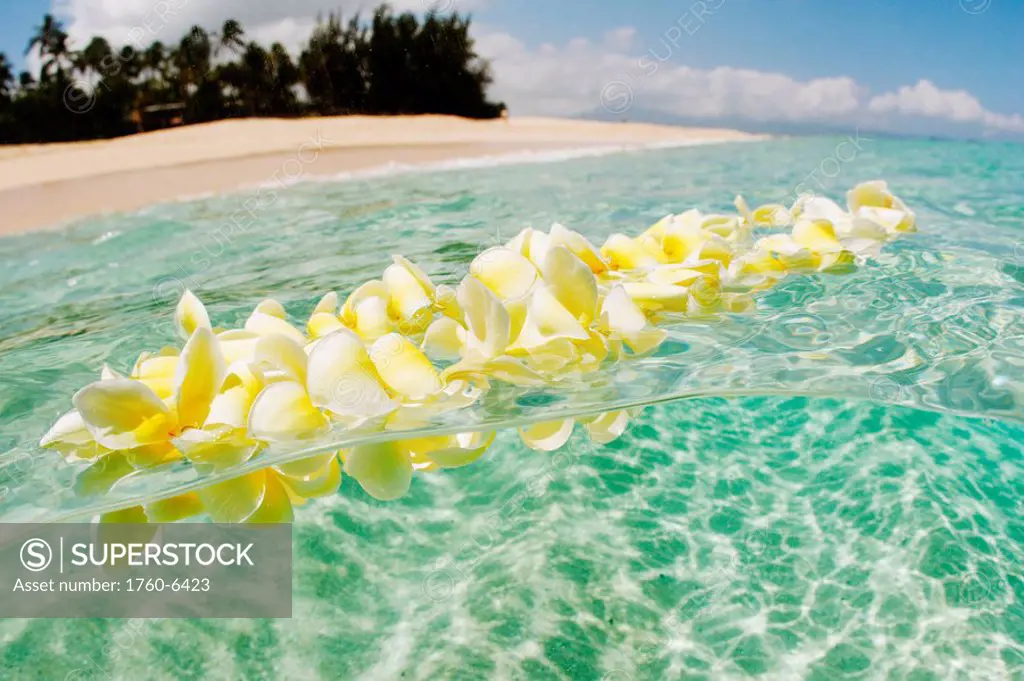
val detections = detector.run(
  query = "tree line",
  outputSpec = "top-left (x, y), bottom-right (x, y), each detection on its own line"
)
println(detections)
top-left (0, 6), bottom-right (505, 144)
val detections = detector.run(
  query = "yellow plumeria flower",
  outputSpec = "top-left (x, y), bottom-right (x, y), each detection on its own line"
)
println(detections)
top-left (847, 180), bottom-right (916, 232)
top-left (336, 270), bottom-right (435, 341)
top-left (173, 361), bottom-right (265, 472)
top-left (197, 452), bottom-right (342, 522)
top-left (307, 291), bottom-right (344, 338)
top-left (507, 227), bottom-right (552, 269)
top-left (245, 329), bottom-right (403, 443)
top-left (40, 409), bottom-right (101, 461)
top-left (244, 300), bottom-right (307, 346)
top-left (601, 233), bottom-right (665, 269)
top-left (340, 430), bottom-right (497, 500)
top-left (383, 254), bottom-right (436, 333)
top-left (40, 181), bottom-right (917, 517)
top-left (174, 289), bottom-right (211, 339)
top-left (518, 409), bottom-right (632, 451)
top-left (424, 276), bottom-right (545, 386)
top-left (130, 348), bottom-right (179, 400)
top-left (598, 285), bottom-right (667, 355)
top-left (73, 326), bottom-right (223, 454)
top-left (548, 223), bottom-right (608, 273)
top-left (519, 419), bottom-right (576, 451)
top-left (541, 246), bottom-right (599, 324)
top-left (470, 245), bottom-right (539, 301)
top-left (735, 195), bottom-right (792, 228)
top-left (509, 285), bottom-right (589, 354)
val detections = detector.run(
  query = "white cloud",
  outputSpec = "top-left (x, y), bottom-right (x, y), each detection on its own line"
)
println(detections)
top-left (476, 28), bottom-right (865, 122)
top-left (247, 17), bottom-right (318, 57)
top-left (868, 79), bottom-right (1024, 133)
top-left (474, 27), bottom-right (1021, 138)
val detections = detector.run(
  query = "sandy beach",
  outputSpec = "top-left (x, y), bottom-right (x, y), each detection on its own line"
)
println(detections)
top-left (0, 115), bottom-right (758, 235)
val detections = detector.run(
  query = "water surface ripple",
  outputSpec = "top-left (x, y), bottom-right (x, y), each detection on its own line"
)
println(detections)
top-left (0, 138), bottom-right (1022, 679)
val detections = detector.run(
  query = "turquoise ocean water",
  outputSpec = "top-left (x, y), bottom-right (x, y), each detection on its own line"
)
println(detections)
top-left (0, 137), bottom-right (1023, 679)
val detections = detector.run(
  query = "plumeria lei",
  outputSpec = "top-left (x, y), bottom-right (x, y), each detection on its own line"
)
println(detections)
top-left (40, 181), bottom-right (916, 523)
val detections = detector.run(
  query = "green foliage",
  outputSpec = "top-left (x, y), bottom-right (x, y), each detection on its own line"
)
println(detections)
top-left (0, 5), bottom-right (504, 144)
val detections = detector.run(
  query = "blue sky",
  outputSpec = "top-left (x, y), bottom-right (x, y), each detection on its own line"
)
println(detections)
top-left (2, 0), bottom-right (1021, 137)
top-left (484, 0), bottom-right (1024, 115)
top-left (1, 0), bottom-right (47, 69)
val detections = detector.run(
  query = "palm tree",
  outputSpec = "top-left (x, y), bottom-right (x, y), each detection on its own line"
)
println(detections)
top-left (174, 26), bottom-right (212, 93)
top-left (1, 9), bottom-right (504, 144)
top-left (75, 36), bottom-right (113, 79)
top-left (299, 13), bottom-right (369, 114)
top-left (0, 53), bottom-right (13, 97)
top-left (25, 13), bottom-right (70, 79)
top-left (215, 20), bottom-right (246, 57)
top-left (264, 42), bottom-right (299, 115)
top-left (144, 41), bottom-right (167, 81)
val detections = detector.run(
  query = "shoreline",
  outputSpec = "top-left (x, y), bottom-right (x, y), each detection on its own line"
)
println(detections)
top-left (0, 116), bottom-right (762, 236)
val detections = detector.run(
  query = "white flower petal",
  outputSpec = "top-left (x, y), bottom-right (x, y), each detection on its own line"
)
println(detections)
top-left (216, 329), bottom-right (260, 365)
top-left (511, 286), bottom-right (589, 351)
top-left (470, 246), bottom-right (539, 301)
top-left (433, 283), bottom-right (463, 322)
top-left (307, 312), bottom-right (345, 339)
top-left (174, 289), bottom-right (211, 340)
top-left (244, 311), bottom-right (307, 346)
top-left (519, 419), bottom-right (575, 452)
top-left (340, 280), bottom-right (390, 325)
top-left (369, 334), bottom-right (442, 400)
top-left (601, 233), bottom-right (663, 269)
top-left (313, 291), bottom-right (340, 315)
top-left (173, 427), bottom-right (258, 471)
top-left (408, 431), bottom-right (496, 470)
top-left (174, 327), bottom-right (227, 429)
top-left (353, 296), bottom-right (393, 340)
top-left (792, 219), bottom-right (842, 252)
top-left (253, 333), bottom-right (308, 383)
top-left (39, 410), bottom-right (94, 455)
top-left (392, 255), bottom-right (435, 295)
top-left (197, 471), bottom-right (266, 523)
top-left (248, 381), bottom-right (328, 442)
top-left (549, 223), bottom-right (608, 273)
top-left (306, 330), bottom-right (396, 418)
top-left (541, 246), bottom-right (599, 323)
top-left (583, 411), bottom-right (630, 444)
top-left (131, 351), bottom-right (178, 400)
top-left (278, 457), bottom-right (342, 499)
top-left (648, 264), bottom-right (706, 286)
top-left (254, 298), bottom-right (287, 319)
top-left (794, 196), bottom-right (847, 223)
top-left (383, 258), bottom-right (433, 325)
top-left (422, 317), bottom-right (467, 361)
top-left (458, 276), bottom-right (511, 360)
top-left (146, 493), bottom-right (204, 523)
top-left (206, 363), bottom-right (264, 429)
top-left (245, 472), bottom-right (296, 523)
top-left (621, 282), bottom-right (689, 313)
top-left (73, 379), bottom-right (173, 450)
top-left (342, 441), bottom-right (413, 501)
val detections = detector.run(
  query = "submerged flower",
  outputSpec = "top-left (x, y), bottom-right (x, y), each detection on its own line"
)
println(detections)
top-left (197, 452), bottom-right (342, 523)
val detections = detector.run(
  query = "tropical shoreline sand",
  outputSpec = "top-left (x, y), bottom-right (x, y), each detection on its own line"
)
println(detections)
top-left (0, 115), bottom-right (761, 236)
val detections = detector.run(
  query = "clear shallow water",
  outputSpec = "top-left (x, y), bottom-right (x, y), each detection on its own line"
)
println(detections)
top-left (1, 137), bottom-right (1023, 679)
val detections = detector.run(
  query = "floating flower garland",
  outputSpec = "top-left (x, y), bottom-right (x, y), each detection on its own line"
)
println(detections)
top-left (40, 182), bottom-right (917, 522)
